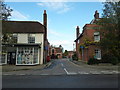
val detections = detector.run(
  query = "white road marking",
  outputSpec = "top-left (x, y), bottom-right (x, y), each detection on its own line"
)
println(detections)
top-left (3, 74), bottom-right (13, 75)
top-left (100, 71), bottom-right (115, 74)
top-left (78, 72), bottom-right (89, 74)
top-left (61, 63), bottom-right (64, 67)
top-left (67, 72), bottom-right (77, 75)
top-left (63, 68), bottom-right (77, 75)
top-left (64, 68), bottom-right (69, 74)
top-left (40, 74), bottom-right (49, 75)
top-left (90, 71), bottom-right (101, 74)
top-left (19, 74), bottom-right (26, 75)
top-left (112, 71), bottom-right (119, 74)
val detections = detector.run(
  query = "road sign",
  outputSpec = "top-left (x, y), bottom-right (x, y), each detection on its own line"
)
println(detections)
top-left (80, 46), bottom-right (84, 49)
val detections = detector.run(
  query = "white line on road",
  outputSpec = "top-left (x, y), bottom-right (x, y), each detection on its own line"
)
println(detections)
top-left (78, 72), bottom-right (89, 74)
top-left (40, 74), bottom-right (49, 75)
top-left (19, 74), bottom-right (26, 75)
top-left (67, 72), bottom-right (77, 75)
top-left (61, 63), bottom-right (64, 67)
top-left (3, 74), bottom-right (13, 75)
top-left (64, 68), bottom-right (69, 74)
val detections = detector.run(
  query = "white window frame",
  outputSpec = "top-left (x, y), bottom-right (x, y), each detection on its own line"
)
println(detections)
top-left (94, 32), bottom-right (100, 42)
top-left (16, 47), bottom-right (39, 65)
top-left (1, 53), bottom-right (7, 65)
top-left (28, 34), bottom-right (35, 43)
top-left (95, 49), bottom-right (101, 60)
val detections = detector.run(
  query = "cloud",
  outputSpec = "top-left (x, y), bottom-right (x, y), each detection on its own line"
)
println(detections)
top-left (10, 10), bottom-right (29, 21)
top-left (49, 39), bottom-right (74, 51)
top-left (37, 2), bottom-right (70, 14)
top-left (48, 29), bottom-right (61, 36)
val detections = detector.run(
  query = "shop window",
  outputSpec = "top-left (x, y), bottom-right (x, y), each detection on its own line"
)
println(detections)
top-left (94, 32), bottom-right (100, 42)
top-left (28, 34), bottom-right (35, 43)
top-left (95, 49), bottom-right (101, 60)
top-left (34, 48), bottom-right (38, 64)
top-left (1, 53), bottom-right (7, 64)
top-left (17, 47), bottom-right (39, 65)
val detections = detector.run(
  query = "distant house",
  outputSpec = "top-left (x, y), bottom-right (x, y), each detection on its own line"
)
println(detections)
top-left (1, 10), bottom-right (49, 65)
top-left (49, 45), bottom-right (63, 59)
top-left (67, 51), bottom-right (75, 59)
top-left (75, 10), bottom-right (102, 62)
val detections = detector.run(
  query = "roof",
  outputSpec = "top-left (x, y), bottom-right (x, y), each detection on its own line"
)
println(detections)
top-left (2, 20), bottom-right (45, 33)
top-left (74, 24), bottom-right (100, 42)
top-left (55, 47), bottom-right (62, 53)
top-left (68, 51), bottom-right (74, 53)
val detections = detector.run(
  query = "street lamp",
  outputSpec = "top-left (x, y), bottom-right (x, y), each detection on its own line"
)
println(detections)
top-left (73, 43), bottom-right (74, 51)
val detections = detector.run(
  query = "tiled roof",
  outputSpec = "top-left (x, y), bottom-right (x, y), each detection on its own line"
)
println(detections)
top-left (2, 20), bottom-right (45, 33)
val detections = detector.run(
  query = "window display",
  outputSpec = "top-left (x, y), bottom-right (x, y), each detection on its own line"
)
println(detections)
top-left (1, 53), bottom-right (7, 64)
top-left (17, 47), bottom-right (39, 65)
top-left (34, 48), bottom-right (38, 64)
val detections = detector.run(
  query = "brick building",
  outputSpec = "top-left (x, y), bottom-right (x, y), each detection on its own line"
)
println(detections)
top-left (49, 45), bottom-right (63, 59)
top-left (67, 51), bottom-right (75, 59)
top-left (75, 10), bottom-right (102, 62)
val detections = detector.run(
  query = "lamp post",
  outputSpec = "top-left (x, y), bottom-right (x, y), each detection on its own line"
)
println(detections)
top-left (73, 43), bottom-right (74, 51)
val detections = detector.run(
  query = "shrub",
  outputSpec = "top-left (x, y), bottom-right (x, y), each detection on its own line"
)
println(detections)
top-left (110, 56), bottom-right (119, 65)
top-left (101, 54), bottom-right (119, 65)
top-left (72, 53), bottom-right (78, 61)
top-left (87, 58), bottom-right (99, 65)
top-left (100, 54), bottom-right (111, 63)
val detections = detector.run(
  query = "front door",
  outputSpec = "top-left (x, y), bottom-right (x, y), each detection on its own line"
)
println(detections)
top-left (7, 52), bottom-right (16, 65)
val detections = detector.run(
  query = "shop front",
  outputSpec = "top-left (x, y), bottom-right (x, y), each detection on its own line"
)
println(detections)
top-left (2, 44), bottom-right (41, 65)
top-left (15, 44), bottom-right (41, 65)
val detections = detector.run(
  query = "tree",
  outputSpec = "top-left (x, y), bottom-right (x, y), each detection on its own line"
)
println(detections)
top-left (0, 1), bottom-right (13, 20)
top-left (63, 50), bottom-right (68, 57)
top-left (0, 1), bottom-right (16, 44)
top-left (98, 0), bottom-right (120, 64)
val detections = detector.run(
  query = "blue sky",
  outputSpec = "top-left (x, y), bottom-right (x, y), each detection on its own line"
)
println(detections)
top-left (6, 2), bottom-right (103, 51)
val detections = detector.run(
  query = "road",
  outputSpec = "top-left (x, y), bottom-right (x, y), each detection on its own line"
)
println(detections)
top-left (2, 59), bottom-right (119, 88)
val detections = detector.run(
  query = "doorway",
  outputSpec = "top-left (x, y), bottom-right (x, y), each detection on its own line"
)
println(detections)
top-left (7, 52), bottom-right (16, 65)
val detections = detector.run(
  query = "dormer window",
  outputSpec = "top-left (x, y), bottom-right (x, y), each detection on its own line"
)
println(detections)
top-left (94, 32), bottom-right (100, 42)
top-left (28, 34), bottom-right (35, 43)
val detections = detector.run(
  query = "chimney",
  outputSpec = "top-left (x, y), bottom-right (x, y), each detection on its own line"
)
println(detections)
top-left (94, 10), bottom-right (99, 19)
top-left (43, 10), bottom-right (47, 27)
top-left (43, 10), bottom-right (47, 40)
top-left (76, 26), bottom-right (80, 38)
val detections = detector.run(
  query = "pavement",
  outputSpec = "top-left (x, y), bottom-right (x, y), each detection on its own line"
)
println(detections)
top-left (70, 59), bottom-right (119, 71)
top-left (1, 61), bottom-right (52, 72)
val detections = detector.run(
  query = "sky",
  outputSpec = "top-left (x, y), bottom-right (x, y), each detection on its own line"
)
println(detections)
top-left (5, 1), bottom-right (104, 51)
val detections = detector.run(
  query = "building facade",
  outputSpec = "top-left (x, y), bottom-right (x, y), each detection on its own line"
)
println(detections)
top-left (75, 10), bottom-right (102, 62)
top-left (49, 45), bottom-right (63, 59)
top-left (67, 51), bottom-right (74, 59)
top-left (1, 10), bottom-right (49, 65)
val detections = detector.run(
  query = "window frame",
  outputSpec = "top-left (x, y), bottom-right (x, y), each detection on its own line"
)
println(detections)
top-left (28, 34), bottom-right (35, 43)
top-left (94, 32), bottom-right (100, 42)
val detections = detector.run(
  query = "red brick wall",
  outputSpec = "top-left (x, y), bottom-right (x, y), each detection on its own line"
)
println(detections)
top-left (76, 24), bottom-right (101, 62)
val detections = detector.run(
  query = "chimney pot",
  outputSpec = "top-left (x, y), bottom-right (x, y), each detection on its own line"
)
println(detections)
top-left (94, 10), bottom-right (99, 19)
top-left (44, 10), bottom-right (46, 14)
top-left (76, 26), bottom-right (80, 38)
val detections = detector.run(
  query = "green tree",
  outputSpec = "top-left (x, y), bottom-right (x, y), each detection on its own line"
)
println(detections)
top-left (0, 1), bottom-right (13, 20)
top-left (98, 0), bottom-right (120, 64)
top-left (63, 50), bottom-right (68, 57)
top-left (1, 1), bottom-right (16, 44)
